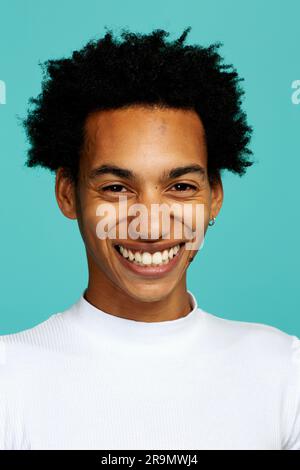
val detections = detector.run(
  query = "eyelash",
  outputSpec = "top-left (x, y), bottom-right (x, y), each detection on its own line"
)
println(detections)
top-left (101, 183), bottom-right (197, 193)
top-left (170, 183), bottom-right (197, 192)
top-left (102, 184), bottom-right (127, 192)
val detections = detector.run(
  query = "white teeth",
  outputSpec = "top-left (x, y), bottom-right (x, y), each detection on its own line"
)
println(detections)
top-left (152, 252), bottom-right (163, 265)
top-left (116, 244), bottom-right (182, 266)
top-left (142, 252), bottom-right (152, 265)
top-left (128, 250), bottom-right (135, 261)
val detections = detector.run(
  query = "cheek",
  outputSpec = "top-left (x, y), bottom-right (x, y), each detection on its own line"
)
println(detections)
top-left (181, 198), bottom-right (210, 247)
top-left (186, 197), bottom-right (211, 228)
top-left (77, 200), bottom-right (105, 250)
top-left (76, 191), bottom-right (116, 260)
top-left (82, 208), bottom-right (98, 236)
top-left (83, 215), bottom-right (111, 263)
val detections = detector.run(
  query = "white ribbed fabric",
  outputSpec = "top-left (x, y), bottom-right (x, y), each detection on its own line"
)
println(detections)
top-left (0, 290), bottom-right (300, 450)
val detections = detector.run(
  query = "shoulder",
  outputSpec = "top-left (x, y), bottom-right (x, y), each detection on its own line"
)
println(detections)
top-left (199, 308), bottom-right (300, 449)
top-left (0, 301), bottom-right (79, 369)
top-left (0, 302), bottom-right (82, 449)
top-left (199, 307), bottom-right (299, 361)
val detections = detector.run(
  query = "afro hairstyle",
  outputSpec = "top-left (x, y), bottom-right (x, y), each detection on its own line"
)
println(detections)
top-left (22, 26), bottom-right (254, 185)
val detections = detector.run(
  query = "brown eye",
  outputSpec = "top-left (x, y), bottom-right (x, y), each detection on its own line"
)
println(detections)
top-left (171, 183), bottom-right (197, 191)
top-left (102, 184), bottom-right (127, 192)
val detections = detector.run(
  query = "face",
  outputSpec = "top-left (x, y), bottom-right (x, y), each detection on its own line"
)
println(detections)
top-left (56, 105), bottom-right (223, 303)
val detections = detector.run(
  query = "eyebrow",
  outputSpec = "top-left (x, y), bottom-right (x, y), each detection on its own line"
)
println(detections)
top-left (167, 165), bottom-right (206, 179)
top-left (88, 163), bottom-right (206, 180)
top-left (88, 165), bottom-right (135, 180)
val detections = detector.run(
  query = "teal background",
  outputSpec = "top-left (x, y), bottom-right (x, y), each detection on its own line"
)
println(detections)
top-left (0, 0), bottom-right (299, 335)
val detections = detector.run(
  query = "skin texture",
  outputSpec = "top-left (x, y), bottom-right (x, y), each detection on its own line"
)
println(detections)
top-left (55, 105), bottom-right (223, 322)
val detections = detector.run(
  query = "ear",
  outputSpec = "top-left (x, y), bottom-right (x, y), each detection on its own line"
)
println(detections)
top-left (55, 168), bottom-right (77, 220)
top-left (209, 174), bottom-right (224, 219)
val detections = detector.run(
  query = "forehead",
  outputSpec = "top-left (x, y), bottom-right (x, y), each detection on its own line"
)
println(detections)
top-left (81, 105), bottom-right (207, 171)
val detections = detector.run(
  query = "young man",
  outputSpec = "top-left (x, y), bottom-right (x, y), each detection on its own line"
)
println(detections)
top-left (0, 27), bottom-right (299, 450)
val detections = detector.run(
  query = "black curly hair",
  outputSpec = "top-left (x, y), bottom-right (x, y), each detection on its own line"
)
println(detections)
top-left (22, 26), bottom-right (254, 185)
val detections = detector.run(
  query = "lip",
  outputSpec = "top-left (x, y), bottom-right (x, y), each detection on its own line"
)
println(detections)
top-left (113, 242), bottom-right (186, 278)
top-left (112, 240), bottom-right (185, 254)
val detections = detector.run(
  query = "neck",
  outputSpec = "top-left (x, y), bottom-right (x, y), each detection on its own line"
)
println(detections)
top-left (84, 261), bottom-right (192, 323)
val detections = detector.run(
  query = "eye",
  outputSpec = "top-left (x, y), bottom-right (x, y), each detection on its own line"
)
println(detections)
top-left (102, 184), bottom-right (127, 193)
top-left (170, 183), bottom-right (197, 191)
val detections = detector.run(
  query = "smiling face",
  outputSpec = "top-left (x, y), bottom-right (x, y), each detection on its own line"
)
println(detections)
top-left (56, 105), bottom-right (223, 304)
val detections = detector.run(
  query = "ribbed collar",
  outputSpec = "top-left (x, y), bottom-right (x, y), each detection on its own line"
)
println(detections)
top-left (70, 289), bottom-right (203, 345)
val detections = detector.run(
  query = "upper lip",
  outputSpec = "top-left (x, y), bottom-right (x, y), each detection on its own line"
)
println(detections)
top-left (113, 240), bottom-right (185, 253)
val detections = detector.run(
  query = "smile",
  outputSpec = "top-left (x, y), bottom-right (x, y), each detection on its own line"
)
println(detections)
top-left (113, 242), bottom-right (186, 277)
top-left (115, 243), bottom-right (183, 266)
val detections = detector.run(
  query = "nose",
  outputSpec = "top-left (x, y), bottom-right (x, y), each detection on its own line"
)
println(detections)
top-left (133, 189), bottom-right (164, 240)
top-left (127, 189), bottom-right (181, 242)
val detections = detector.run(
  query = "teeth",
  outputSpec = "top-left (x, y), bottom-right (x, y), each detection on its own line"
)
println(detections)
top-left (116, 244), bottom-right (182, 266)
top-left (152, 252), bottom-right (162, 265)
top-left (142, 252), bottom-right (152, 265)
top-left (128, 250), bottom-right (135, 261)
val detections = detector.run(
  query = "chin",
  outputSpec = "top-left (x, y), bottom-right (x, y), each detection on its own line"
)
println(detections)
top-left (120, 280), bottom-right (177, 304)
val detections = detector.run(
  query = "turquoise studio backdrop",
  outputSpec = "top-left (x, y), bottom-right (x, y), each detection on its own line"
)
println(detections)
top-left (0, 0), bottom-right (299, 335)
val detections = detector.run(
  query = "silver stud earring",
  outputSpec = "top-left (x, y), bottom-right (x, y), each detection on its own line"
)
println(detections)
top-left (208, 216), bottom-right (216, 226)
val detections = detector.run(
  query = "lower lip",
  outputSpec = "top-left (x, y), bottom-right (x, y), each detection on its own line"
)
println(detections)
top-left (114, 244), bottom-right (185, 278)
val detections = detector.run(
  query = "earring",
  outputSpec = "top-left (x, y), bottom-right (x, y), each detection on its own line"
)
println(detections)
top-left (208, 216), bottom-right (216, 226)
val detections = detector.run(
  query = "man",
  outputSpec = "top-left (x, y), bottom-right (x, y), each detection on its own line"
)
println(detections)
top-left (0, 27), bottom-right (299, 450)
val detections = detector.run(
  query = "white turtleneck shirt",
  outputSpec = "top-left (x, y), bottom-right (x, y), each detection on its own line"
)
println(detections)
top-left (0, 290), bottom-right (299, 450)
